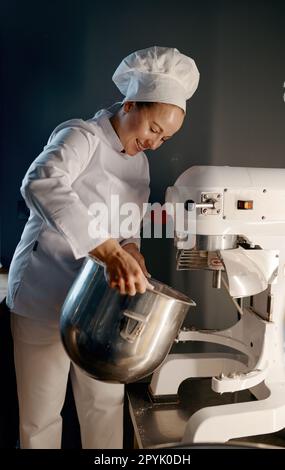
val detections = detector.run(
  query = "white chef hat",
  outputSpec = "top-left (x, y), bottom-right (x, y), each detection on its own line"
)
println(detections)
top-left (112, 46), bottom-right (200, 112)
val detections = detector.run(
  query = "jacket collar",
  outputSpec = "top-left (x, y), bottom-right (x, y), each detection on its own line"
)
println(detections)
top-left (95, 103), bottom-right (127, 155)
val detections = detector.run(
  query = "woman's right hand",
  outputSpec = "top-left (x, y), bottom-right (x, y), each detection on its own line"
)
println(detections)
top-left (89, 239), bottom-right (152, 296)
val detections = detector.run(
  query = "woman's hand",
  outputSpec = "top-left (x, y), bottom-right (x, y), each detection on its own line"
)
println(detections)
top-left (122, 243), bottom-right (151, 278)
top-left (89, 239), bottom-right (152, 296)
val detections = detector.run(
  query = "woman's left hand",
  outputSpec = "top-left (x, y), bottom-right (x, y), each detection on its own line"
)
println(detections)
top-left (122, 243), bottom-right (151, 279)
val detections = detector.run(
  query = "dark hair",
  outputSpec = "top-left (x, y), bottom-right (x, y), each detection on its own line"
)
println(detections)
top-left (135, 101), bottom-right (185, 114)
top-left (135, 102), bottom-right (155, 109)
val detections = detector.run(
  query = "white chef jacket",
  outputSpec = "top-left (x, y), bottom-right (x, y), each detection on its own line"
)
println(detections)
top-left (7, 103), bottom-right (150, 323)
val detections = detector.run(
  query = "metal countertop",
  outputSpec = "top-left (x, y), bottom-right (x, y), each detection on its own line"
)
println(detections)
top-left (126, 378), bottom-right (285, 449)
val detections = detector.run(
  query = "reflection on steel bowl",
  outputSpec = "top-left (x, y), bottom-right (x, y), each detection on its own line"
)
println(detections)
top-left (60, 257), bottom-right (195, 383)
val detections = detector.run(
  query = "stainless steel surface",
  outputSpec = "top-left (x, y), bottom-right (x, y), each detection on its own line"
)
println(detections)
top-left (195, 202), bottom-right (214, 209)
top-left (60, 258), bottom-right (195, 383)
top-left (176, 250), bottom-right (225, 271)
top-left (184, 194), bottom-right (222, 215)
top-left (250, 286), bottom-right (273, 322)
top-left (195, 234), bottom-right (237, 251)
top-left (127, 379), bottom-right (285, 449)
top-left (176, 250), bottom-right (209, 270)
top-left (212, 270), bottom-right (222, 289)
top-left (176, 236), bottom-right (237, 271)
top-left (200, 192), bottom-right (222, 215)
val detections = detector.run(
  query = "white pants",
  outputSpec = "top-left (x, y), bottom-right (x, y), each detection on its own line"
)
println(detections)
top-left (11, 313), bottom-right (124, 449)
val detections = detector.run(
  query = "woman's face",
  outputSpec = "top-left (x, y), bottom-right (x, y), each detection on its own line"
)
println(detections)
top-left (112, 102), bottom-right (185, 156)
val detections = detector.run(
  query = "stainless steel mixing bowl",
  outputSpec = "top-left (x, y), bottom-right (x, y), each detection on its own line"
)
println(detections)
top-left (60, 257), bottom-right (195, 383)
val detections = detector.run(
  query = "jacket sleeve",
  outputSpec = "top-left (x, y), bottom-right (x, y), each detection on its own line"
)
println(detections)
top-left (21, 126), bottom-right (111, 259)
top-left (120, 235), bottom-right (141, 250)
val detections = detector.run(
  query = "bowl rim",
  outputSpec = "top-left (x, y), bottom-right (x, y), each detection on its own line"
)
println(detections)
top-left (146, 278), bottom-right (196, 306)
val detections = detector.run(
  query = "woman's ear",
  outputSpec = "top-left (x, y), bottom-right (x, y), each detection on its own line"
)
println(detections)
top-left (123, 101), bottom-right (135, 113)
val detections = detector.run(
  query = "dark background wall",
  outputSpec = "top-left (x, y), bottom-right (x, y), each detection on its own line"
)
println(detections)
top-left (1, 0), bottom-right (285, 328)
top-left (0, 0), bottom-right (284, 450)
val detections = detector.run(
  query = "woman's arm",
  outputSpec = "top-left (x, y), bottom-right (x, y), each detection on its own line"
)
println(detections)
top-left (89, 239), bottom-right (152, 296)
top-left (21, 126), bottom-right (110, 259)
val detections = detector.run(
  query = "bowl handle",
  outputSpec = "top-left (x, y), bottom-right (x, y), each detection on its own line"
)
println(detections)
top-left (119, 309), bottom-right (148, 343)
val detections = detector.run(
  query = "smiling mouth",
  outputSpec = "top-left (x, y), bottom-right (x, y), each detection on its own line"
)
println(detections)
top-left (136, 139), bottom-right (146, 152)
